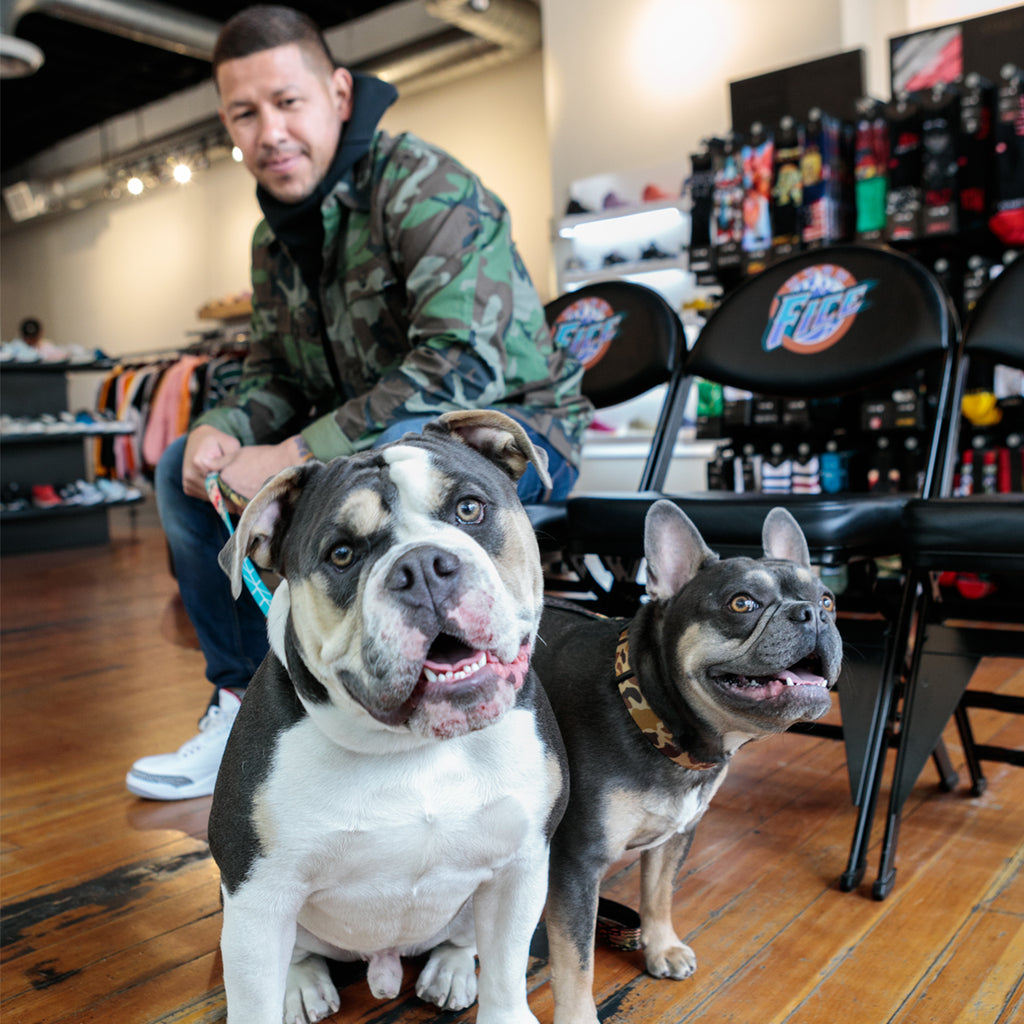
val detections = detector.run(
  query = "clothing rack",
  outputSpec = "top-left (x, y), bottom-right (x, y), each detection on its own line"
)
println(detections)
top-left (92, 334), bottom-right (248, 482)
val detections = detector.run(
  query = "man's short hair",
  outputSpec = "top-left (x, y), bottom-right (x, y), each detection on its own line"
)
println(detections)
top-left (212, 5), bottom-right (336, 83)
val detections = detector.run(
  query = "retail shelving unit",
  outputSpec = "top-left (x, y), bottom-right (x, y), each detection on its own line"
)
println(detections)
top-left (1, 361), bottom-right (142, 555)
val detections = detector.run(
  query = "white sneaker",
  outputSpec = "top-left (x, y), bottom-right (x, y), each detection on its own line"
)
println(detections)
top-left (126, 689), bottom-right (242, 800)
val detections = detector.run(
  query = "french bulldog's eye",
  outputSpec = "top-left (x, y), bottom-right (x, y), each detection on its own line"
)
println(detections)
top-left (821, 594), bottom-right (835, 612)
top-left (455, 498), bottom-right (484, 524)
top-left (729, 594), bottom-right (759, 613)
top-left (329, 544), bottom-right (354, 568)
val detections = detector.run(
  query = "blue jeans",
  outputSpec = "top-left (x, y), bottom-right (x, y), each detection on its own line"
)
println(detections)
top-left (156, 417), bottom-right (577, 697)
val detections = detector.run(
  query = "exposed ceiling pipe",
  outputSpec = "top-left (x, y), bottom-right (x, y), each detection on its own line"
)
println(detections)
top-left (2, 0), bottom-right (219, 60)
top-left (2, 0), bottom-right (542, 223)
top-left (426, 0), bottom-right (540, 57)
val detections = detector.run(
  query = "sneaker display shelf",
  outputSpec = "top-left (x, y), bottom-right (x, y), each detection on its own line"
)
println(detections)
top-left (1, 360), bottom-right (142, 555)
top-left (555, 197), bottom-right (694, 310)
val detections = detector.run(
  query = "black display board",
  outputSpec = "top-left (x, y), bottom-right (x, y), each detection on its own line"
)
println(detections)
top-left (729, 50), bottom-right (865, 132)
top-left (890, 5), bottom-right (1024, 95)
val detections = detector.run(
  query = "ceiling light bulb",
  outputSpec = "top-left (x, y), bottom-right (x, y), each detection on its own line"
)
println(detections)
top-left (126, 176), bottom-right (144, 196)
top-left (173, 162), bottom-right (192, 184)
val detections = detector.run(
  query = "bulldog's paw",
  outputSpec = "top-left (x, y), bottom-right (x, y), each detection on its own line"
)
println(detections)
top-left (415, 942), bottom-right (478, 1010)
top-left (284, 954), bottom-right (340, 1024)
top-left (645, 941), bottom-right (698, 980)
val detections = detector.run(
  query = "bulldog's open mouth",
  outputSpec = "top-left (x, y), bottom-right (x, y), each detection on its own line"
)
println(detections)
top-left (364, 632), bottom-right (533, 738)
top-left (712, 653), bottom-right (830, 701)
top-left (420, 634), bottom-right (488, 686)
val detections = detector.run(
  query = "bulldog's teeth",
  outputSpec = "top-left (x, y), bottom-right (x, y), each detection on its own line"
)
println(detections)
top-left (424, 653), bottom-right (487, 685)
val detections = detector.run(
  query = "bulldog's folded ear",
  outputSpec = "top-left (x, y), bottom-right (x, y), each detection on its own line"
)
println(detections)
top-left (644, 499), bottom-right (718, 602)
top-left (430, 410), bottom-right (552, 490)
top-left (762, 507), bottom-right (811, 567)
top-left (218, 462), bottom-right (321, 599)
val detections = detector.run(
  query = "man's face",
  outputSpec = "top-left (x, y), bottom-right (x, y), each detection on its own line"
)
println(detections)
top-left (217, 42), bottom-right (353, 204)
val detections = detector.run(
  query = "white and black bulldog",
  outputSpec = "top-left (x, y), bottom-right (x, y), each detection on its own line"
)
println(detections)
top-left (208, 410), bottom-right (568, 1024)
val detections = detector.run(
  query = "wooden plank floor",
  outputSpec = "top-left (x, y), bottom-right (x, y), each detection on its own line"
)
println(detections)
top-left (2, 503), bottom-right (1023, 1024)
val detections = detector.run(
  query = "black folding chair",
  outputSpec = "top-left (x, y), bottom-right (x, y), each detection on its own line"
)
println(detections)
top-left (560, 244), bottom-right (962, 892)
top-left (872, 256), bottom-right (1024, 900)
top-left (526, 280), bottom-right (690, 585)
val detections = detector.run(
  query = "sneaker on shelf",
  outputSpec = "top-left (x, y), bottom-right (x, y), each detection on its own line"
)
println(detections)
top-left (30, 484), bottom-right (63, 509)
top-left (642, 183), bottom-right (675, 202)
top-left (126, 689), bottom-right (243, 800)
top-left (641, 241), bottom-right (675, 260)
top-left (96, 478), bottom-right (128, 502)
top-left (1, 482), bottom-right (28, 512)
top-left (79, 479), bottom-right (107, 505)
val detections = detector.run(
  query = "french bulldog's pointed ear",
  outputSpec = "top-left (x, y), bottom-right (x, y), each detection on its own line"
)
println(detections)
top-left (762, 507), bottom-right (811, 567)
top-left (218, 462), bottom-right (321, 599)
top-left (644, 500), bottom-right (718, 602)
top-left (430, 410), bottom-right (552, 490)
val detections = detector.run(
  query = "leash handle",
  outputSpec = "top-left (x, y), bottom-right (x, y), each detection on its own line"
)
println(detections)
top-left (205, 472), bottom-right (274, 618)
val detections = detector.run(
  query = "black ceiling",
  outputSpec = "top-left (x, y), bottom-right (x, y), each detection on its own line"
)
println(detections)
top-left (1, 2), bottom-right (403, 176)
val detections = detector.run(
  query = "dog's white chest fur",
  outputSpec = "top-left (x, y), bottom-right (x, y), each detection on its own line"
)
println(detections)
top-left (242, 707), bottom-right (547, 955)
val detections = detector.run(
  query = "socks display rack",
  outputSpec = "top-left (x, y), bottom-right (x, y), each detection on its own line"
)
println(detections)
top-left (684, 63), bottom-right (1022, 317)
top-left (679, 60), bottom-right (1023, 516)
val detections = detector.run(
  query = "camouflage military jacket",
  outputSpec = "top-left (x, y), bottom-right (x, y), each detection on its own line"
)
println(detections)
top-left (194, 129), bottom-right (592, 465)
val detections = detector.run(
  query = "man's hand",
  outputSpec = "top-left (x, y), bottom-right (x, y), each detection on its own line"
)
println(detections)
top-left (182, 425), bottom-right (242, 500)
top-left (217, 436), bottom-right (309, 504)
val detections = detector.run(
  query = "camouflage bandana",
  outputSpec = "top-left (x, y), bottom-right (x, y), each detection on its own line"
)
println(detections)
top-left (615, 627), bottom-right (718, 771)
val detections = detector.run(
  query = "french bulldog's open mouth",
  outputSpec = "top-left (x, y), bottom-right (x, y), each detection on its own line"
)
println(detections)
top-left (712, 653), bottom-right (830, 701)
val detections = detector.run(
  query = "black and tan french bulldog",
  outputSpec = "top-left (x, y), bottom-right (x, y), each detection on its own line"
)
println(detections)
top-left (532, 500), bottom-right (842, 1024)
top-left (208, 410), bottom-right (568, 1024)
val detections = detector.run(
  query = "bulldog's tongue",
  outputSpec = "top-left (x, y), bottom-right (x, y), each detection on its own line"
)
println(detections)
top-left (779, 668), bottom-right (828, 687)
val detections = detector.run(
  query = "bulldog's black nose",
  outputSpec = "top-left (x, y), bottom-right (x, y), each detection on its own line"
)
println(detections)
top-left (788, 602), bottom-right (815, 624)
top-left (387, 545), bottom-right (462, 610)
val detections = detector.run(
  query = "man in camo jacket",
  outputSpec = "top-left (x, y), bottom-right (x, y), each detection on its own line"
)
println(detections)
top-left (126, 4), bottom-right (592, 801)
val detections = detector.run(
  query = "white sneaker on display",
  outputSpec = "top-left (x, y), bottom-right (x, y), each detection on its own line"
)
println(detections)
top-left (126, 689), bottom-right (243, 800)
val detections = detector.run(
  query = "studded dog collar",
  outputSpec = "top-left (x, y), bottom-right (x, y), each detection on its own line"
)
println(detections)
top-left (614, 626), bottom-right (718, 771)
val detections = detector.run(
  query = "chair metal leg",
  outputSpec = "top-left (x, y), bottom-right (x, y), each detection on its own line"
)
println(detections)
top-left (931, 738), bottom-right (960, 792)
top-left (873, 588), bottom-right (981, 899)
top-left (954, 704), bottom-right (987, 797)
top-left (837, 581), bottom-right (916, 893)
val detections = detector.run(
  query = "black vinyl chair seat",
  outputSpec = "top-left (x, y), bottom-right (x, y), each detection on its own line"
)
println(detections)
top-left (569, 490), bottom-right (910, 565)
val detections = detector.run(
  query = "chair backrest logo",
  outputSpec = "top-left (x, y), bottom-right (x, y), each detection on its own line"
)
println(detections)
top-left (762, 264), bottom-right (877, 354)
top-left (552, 296), bottom-right (626, 369)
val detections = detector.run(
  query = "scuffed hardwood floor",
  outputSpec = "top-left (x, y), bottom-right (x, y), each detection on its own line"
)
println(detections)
top-left (2, 504), bottom-right (1022, 1024)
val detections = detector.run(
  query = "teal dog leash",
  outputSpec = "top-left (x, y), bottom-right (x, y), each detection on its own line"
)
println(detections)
top-left (205, 472), bottom-right (274, 616)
